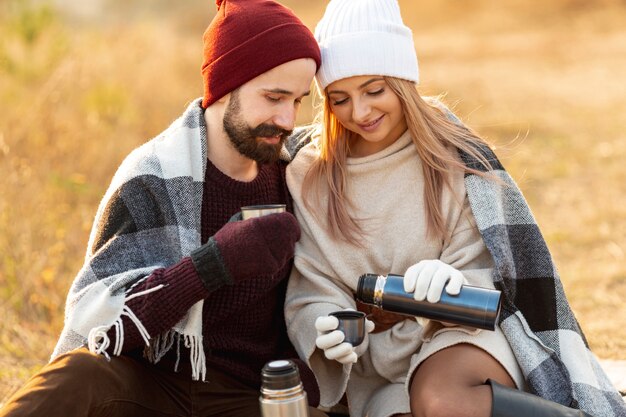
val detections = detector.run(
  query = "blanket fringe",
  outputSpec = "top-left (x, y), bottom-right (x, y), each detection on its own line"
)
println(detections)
top-left (86, 283), bottom-right (207, 381)
top-left (87, 284), bottom-right (164, 358)
top-left (144, 329), bottom-right (177, 364)
top-left (143, 330), bottom-right (206, 381)
top-left (87, 324), bottom-right (113, 360)
top-left (184, 333), bottom-right (206, 381)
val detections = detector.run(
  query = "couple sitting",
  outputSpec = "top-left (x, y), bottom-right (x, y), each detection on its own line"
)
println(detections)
top-left (1, 1), bottom-right (622, 417)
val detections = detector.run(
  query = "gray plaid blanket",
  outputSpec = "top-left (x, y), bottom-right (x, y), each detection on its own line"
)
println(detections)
top-left (52, 98), bottom-right (295, 380)
top-left (52, 98), bottom-right (262, 380)
top-left (462, 148), bottom-right (625, 416)
top-left (435, 106), bottom-right (623, 416)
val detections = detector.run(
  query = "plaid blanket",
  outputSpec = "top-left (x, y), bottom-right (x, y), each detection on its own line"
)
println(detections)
top-left (462, 147), bottom-right (625, 416)
top-left (51, 98), bottom-right (293, 380)
top-left (430, 104), bottom-right (621, 415)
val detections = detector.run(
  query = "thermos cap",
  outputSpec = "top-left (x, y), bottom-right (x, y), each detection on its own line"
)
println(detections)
top-left (261, 360), bottom-right (301, 390)
top-left (356, 273), bottom-right (379, 304)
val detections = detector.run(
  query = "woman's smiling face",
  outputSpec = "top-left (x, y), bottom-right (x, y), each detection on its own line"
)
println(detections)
top-left (327, 75), bottom-right (407, 157)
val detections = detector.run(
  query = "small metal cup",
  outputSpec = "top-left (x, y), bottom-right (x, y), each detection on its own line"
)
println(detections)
top-left (241, 204), bottom-right (286, 220)
top-left (329, 310), bottom-right (366, 346)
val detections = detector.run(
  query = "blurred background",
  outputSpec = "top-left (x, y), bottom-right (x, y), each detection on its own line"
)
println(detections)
top-left (1, 0), bottom-right (625, 403)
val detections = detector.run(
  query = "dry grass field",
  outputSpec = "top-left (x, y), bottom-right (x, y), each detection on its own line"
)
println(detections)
top-left (1, 0), bottom-right (625, 404)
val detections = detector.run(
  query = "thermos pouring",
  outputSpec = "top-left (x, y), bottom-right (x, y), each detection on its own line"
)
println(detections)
top-left (356, 273), bottom-right (502, 331)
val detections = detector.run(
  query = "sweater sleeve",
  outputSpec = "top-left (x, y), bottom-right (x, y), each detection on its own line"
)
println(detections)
top-left (104, 207), bottom-right (300, 354)
top-left (105, 257), bottom-right (210, 354)
top-left (285, 255), bottom-right (355, 410)
top-left (440, 193), bottom-right (495, 288)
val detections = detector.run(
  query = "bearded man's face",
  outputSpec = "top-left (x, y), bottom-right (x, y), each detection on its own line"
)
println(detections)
top-left (222, 89), bottom-right (291, 164)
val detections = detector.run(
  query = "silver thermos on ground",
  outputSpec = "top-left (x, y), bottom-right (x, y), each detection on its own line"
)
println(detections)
top-left (356, 273), bottom-right (502, 330)
top-left (259, 360), bottom-right (309, 417)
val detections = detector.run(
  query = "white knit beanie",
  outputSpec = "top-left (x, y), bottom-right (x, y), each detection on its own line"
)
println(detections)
top-left (314, 0), bottom-right (419, 91)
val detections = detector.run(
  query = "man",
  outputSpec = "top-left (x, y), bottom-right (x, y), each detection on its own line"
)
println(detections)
top-left (0, 1), bottom-right (325, 416)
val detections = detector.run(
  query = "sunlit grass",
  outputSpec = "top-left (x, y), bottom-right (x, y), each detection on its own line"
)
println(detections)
top-left (1, 0), bottom-right (625, 404)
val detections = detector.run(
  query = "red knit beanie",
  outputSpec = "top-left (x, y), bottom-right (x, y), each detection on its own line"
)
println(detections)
top-left (201, 0), bottom-right (321, 108)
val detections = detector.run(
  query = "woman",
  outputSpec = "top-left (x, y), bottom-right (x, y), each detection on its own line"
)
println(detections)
top-left (284, 1), bottom-right (624, 417)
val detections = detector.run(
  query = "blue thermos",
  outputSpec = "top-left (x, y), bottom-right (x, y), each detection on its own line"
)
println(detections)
top-left (356, 273), bottom-right (502, 330)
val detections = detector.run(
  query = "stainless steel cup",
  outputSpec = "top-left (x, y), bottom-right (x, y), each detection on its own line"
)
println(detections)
top-left (241, 204), bottom-right (286, 220)
top-left (329, 310), bottom-right (366, 346)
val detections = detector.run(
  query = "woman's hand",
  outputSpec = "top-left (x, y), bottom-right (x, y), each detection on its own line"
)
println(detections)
top-left (403, 260), bottom-right (467, 303)
top-left (314, 310), bottom-right (374, 364)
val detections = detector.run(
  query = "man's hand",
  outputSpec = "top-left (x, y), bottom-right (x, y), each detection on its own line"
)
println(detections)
top-left (191, 212), bottom-right (301, 288)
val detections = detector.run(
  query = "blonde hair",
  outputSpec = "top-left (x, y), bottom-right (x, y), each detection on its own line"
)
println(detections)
top-left (302, 76), bottom-right (495, 245)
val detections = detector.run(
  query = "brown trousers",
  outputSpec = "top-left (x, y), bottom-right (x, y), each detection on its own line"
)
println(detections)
top-left (0, 348), bottom-right (328, 417)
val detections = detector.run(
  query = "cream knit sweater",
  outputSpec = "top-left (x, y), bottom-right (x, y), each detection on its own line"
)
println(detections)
top-left (285, 130), bottom-right (495, 416)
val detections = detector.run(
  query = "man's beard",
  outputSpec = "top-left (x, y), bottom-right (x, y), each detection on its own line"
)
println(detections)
top-left (222, 90), bottom-right (292, 164)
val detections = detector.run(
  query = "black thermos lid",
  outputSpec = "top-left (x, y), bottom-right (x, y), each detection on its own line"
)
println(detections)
top-left (261, 360), bottom-right (301, 390)
top-left (356, 273), bottom-right (379, 305)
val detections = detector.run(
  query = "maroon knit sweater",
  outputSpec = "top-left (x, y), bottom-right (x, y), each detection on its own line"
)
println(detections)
top-left (105, 158), bottom-right (319, 405)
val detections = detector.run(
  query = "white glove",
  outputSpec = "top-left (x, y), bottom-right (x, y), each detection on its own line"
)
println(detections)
top-left (314, 311), bottom-right (375, 365)
top-left (403, 260), bottom-right (467, 303)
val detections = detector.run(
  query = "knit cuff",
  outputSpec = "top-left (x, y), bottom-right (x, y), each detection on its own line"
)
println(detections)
top-left (189, 238), bottom-right (233, 292)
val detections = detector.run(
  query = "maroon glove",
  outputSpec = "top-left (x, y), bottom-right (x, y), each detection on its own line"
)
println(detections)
top-left (190, 212), bottom-right (300, 289)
